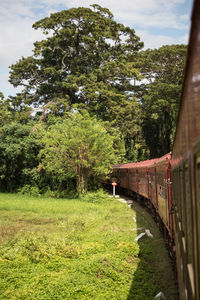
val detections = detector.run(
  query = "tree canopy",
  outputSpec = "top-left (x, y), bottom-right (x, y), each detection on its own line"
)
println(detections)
top-left (39, 110), bottom-right (124, 194)
top-left (137, 44), bottom-right (187, 157)
top-left (9, 4), bottom-right (143, 115)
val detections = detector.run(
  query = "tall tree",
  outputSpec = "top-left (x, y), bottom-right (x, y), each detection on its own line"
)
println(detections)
top-left (137, 44), bottom-right (187, 157)
top-left (9, 5), bottom-right (144, 161)
top-left (9, 4), bottom-right (143, 116)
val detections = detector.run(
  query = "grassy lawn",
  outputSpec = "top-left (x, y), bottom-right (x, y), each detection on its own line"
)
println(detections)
top-left (0, 191), bottom-right (178, 299)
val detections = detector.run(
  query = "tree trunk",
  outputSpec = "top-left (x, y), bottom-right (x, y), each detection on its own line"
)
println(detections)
top-left (77, 167), bottom-right (86, 194)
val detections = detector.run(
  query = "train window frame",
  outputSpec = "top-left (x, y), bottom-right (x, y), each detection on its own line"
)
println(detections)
top-left (172, 159), bottom-right (194, 297)
top-left (182, 157), bottom-right (196, 298)
top-left (184, 155), bottom-right (194, 267)
top-left (193, 142), bottom-right (200, 295)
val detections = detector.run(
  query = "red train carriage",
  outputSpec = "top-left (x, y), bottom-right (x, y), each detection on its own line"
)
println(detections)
top-left (171, 0), bottom-right (200, 298)
top-left (113, 153), bottom-right (173, 238)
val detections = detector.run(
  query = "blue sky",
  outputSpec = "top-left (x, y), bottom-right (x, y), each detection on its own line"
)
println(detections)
top-left (0, 0), bottom-right (194, 98)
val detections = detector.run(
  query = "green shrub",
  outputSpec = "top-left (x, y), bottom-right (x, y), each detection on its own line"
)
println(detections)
top-left (18, 185), bottom-right (40, 197)
top-left (80, 190), bottom-right (111, 203)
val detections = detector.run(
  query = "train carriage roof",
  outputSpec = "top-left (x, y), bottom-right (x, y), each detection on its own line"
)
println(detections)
top-left (114, 153), bottom-right (171, 169)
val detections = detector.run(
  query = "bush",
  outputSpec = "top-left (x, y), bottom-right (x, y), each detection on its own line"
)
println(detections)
top-left (80, 190), bottom-right (110, 204)
top-left (18, 185), bottom-right (41, 197)
top-left (43, 186), bottom-right (78, 199)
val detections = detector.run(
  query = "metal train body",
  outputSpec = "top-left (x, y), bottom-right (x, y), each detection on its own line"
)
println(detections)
top-left (171, 0), bottom-right (200, 298)
top-left (112, 153), bottom-right (174, 240)
top-left (111, 1), bottom-right (200, 299)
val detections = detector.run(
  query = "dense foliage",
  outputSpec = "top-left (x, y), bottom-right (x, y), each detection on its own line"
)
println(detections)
top-left (0, 122), bottom-right (40, 191)
top-left (39, 110), bottom-right (124, 193)
top-left (0, 5), bottom-right (187, 194)
top-left (137, 44), bottom-right (187, 157)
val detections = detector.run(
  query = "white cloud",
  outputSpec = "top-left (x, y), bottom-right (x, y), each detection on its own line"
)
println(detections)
top-left (0, 20), bottom-right (43, 67)
top-left (0, 1), bottom-right (44, 67)
top-left (136, 30), bottom-right (189, 49)
top-left (43, 0), bottom-right (190, 30)
top-left (116, 9), bottom-right (188, 30)
top-left (0, 72), bottom-right (22, 97)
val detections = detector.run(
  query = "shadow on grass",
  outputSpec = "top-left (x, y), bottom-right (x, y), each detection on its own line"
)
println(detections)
top-left (124, 198), bottom-right (179, 300)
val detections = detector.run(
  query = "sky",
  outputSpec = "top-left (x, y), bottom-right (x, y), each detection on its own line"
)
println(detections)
top-left (0, 0), bottom-right (194, 98)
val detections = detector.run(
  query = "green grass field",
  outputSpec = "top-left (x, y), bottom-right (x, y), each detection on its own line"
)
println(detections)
top-left (0, 191), bottom-right (178, 299)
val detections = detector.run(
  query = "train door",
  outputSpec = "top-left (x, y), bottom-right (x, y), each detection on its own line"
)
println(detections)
top-left (149, 167), bottom-right (157, 208)
top-left (167, 165), bottom-right (174, 235)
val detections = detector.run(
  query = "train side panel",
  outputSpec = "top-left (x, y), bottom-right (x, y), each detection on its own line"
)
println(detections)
top-left (171, 0), bottom-right (200, 298)
top-left (155, 154), bottom-right (173, 236)
top-left (118, 169), bottom-right (129, 190)
top-left (148, 165), bottom-right (158, 209)
top-left (137, 166), bottom-right (149, 199)
top-left (129, 168), bottom-right (139, 194)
